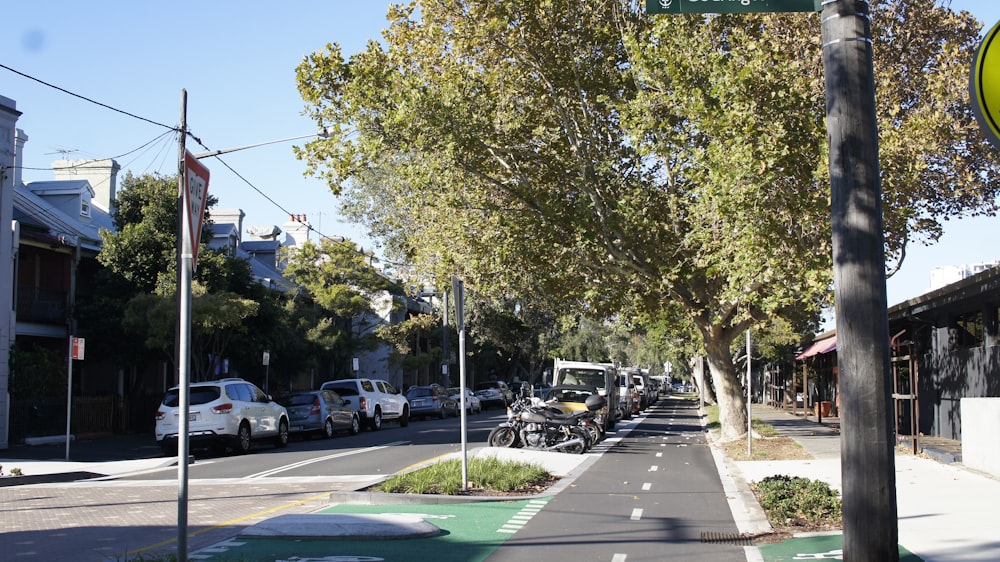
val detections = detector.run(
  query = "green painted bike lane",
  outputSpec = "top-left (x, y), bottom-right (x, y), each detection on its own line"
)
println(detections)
top-left (191, 498), bottom-right (549, 562)
top-left (758, 532), bottom-right (922, 562)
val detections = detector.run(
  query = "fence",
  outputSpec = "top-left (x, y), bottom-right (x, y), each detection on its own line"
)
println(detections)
top-left (8, 395), bottom-right (134, 443)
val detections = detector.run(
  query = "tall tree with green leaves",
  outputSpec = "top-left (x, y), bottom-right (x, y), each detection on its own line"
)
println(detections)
top-left (296, 0), bottom-right (996, 440)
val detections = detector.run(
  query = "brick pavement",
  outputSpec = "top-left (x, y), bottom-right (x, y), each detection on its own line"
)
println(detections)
top-left (0, 479), bottom-right (364, 561)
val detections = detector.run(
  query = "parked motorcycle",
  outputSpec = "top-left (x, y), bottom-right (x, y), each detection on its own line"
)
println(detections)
top-left (487, 388), bottom-right (604, 454)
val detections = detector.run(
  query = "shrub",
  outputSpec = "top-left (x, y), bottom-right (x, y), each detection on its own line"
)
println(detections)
top-left (752, 475), bottom-right (842, 528)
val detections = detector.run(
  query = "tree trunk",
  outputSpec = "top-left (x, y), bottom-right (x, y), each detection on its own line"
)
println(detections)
top-left (704, 336), bottom-right (748, 442)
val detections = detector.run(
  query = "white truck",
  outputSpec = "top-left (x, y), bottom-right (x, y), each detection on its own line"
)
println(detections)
top-left (551, 359), bottom-right (620, 430)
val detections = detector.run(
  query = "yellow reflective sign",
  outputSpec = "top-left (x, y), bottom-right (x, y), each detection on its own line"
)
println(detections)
top-left (971, 19), bottom-right (1000, 149)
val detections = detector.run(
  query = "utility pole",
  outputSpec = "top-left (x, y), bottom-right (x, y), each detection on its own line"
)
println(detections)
top-left (823, 1), bottom-right (898, 560)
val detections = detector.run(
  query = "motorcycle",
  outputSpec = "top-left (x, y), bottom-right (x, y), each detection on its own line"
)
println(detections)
top-left (487, 388), bottom-right (605, 454)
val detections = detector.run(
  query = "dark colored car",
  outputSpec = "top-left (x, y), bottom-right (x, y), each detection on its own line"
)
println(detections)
top-left (405, 385), bottom-right (459, 419)
top-left (474, 381), bottom-right (514, 409)
top-left (276, 389), bottom-right (360, 438)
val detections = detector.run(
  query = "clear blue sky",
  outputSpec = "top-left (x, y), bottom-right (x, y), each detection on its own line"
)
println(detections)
top-left (3, 1), bottom-right (998, 307)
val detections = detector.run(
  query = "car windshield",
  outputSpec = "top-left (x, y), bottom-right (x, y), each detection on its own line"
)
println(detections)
top-left (277, 394), bottom-right (316, 407)
top-left (556, 368), bottom-right (607, 390)
top-left (549, 388), bottom-right (593, 403)
top-left (475, 383), bottom-right (497, 391)
top-left (162, 386), bottom-right (220, 407)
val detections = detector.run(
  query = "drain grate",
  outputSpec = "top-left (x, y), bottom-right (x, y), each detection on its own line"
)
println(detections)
top-left (700, 531), bottom-right (756, 546)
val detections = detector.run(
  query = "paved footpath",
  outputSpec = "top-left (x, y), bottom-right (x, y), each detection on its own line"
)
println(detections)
top-left (735, 406), bottom-right (1000, 562)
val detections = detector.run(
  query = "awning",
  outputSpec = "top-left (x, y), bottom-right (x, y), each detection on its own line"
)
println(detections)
top-left (796, 335), bottom-right (837, 360)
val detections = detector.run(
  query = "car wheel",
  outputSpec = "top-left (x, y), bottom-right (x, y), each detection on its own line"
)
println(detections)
top-left (323, 418), bottom-right (335, 439)
top-left (236, 422), bottom-right (252, 454)
top-left (349, 414), bottom-right (360, 435)
top-left (370, 407), bottom-right (383, 431)
top-left (399, 406), bottom-right (410, 427)
top-left (488, 425), bottom-right (518, 448)
top-left (275, 418), bottom-right (289, 448)
top-left (438, 405), bottom-right (447, 419)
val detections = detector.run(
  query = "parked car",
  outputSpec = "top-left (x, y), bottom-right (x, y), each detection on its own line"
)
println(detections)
top-left (405, 385), bottom-right (459, 419)
top-left (320, 378), bottom-right (410, 431)
top-left (154, 378), bottom-right (289, 455)
top-left (276, 389), bottom-right (360, 438)
top-left (617, 373), bottom-right (636, 420)
top-left (544, 384), bottom-right (610, 430)
top-left (445, 386), bottom-right (482, 414)
top-left (474, 381), bottom-right (514, 409)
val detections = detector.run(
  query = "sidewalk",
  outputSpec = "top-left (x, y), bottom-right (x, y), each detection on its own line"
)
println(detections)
top-left (735, 405), bottom-right (1000, 562)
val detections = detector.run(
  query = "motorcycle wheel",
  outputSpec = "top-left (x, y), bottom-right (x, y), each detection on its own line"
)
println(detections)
top-left (488, 425), bottom-right (519, 448)
top-left (582, 424), bottom-right (601, 449)
top-left (562, 427), bottom-right (589, 455)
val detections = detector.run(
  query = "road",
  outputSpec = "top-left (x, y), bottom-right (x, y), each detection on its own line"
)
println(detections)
top-left (0, 396), bottom-right (748, 562)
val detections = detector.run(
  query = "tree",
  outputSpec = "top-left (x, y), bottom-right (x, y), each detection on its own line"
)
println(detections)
top-left (295, 0), bottom-right (996, 441)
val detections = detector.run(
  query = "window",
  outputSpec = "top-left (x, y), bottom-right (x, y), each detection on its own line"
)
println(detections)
top-left (80, 199), bottom-right (91, 218)
top-left (953, 311), bottom-right (983, 349)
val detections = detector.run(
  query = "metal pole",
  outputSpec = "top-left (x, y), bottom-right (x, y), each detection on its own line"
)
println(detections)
top-left (176, 89), bottom-right (191, 560)
top-left (452, 278), bottom-right (468, 490)
top-left (822, 1), bottom-right (898, 559)
top-left (746, 330), bottom-right (752, 456)
top-left (64, 336), bottom-right (73, 460)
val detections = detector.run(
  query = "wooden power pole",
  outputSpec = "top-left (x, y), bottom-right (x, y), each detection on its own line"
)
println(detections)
top-left (822, 1), bottom-right (899, 560)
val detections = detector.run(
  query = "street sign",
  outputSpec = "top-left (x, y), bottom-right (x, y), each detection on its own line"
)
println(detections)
top-left (645, 0), bottom-right (820, 14)
top-left (71, 337), bottom-right (85, 360)
top-left (183, 151), bottom-right (211, 267)
top-left (971, 19), bottom-right (1000, 149)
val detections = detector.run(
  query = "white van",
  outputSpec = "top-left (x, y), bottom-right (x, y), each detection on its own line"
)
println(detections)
top-left (552, 359), bottom-right (620, 430)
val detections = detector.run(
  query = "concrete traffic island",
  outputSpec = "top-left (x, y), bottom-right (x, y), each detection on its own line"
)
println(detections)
top-left (240, 513), bottom-right (442, 539)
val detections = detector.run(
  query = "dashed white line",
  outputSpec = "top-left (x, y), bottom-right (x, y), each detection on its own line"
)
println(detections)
top-left (630, 508), bottom-right (643, 521)
top-left (655, 452), bottom-right (663, 457)
top-left (612, 554), bottom-right (628, 562)
top-left (642, 482), bottom-right (652, 491)
top-left (648, 465), bottom-right (658, 472)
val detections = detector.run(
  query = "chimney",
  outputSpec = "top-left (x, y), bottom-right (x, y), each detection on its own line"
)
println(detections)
top-left (13, 128), bottom-right (27, 188)
top-left (52, 158), bottom-right (121, 212)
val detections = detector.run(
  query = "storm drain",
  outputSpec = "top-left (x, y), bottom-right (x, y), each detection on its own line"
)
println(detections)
top-left (700, 531), bottom-right (756, 546)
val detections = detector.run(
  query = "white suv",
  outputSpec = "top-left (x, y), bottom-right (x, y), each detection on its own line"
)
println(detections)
top-left (320, 378), bottom-right (410, 431)
top-left (154, 378), bottom-right (289, 455)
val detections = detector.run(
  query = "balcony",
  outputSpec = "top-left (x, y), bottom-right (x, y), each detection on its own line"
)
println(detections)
top-left (17, 288), bottom-right (69, 324)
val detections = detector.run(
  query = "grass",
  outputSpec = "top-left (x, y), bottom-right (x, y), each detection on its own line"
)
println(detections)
top-left (705, 404), bottom-right (811, 461)
top-left (374, 456), bottom-right (552, 495)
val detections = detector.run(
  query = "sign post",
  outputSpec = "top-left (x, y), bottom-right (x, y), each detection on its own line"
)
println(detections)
top-left (65, 336), bottom-right (84, 460)
top-left (452, 277), bottom-right (468, 490)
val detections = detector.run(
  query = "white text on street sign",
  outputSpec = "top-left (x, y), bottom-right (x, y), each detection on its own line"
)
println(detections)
top-left (645, 0), bottom-right (820, 14)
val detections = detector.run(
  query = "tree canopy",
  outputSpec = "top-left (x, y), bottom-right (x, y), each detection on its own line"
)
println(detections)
top-left (295, 0), bottom-right (996, 440)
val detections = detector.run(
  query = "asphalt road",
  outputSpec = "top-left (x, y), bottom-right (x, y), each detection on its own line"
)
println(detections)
top-left (486, 397), bottom-right (747, 562)
top-left (1, 409), bottom-right (503, 561)
top-left (1, 396), bottom-right (749, 562)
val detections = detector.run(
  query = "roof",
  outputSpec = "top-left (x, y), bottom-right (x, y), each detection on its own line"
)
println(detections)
top-left (13, 184), bottom-right (112, 252)
top-left (796, 334), bottom-right (838, 360)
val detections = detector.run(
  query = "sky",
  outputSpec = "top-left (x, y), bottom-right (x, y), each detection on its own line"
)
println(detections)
top-left (3, 0), bottom-right (998, 308)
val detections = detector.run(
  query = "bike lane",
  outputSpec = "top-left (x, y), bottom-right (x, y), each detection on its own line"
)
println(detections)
top-left (486, 397), bottom-right (749, 562)
top-left (189, 498), bottom-right (550, 562)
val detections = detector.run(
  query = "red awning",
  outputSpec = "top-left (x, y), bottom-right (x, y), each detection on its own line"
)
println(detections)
top-left (796, 335), bottom-right (837, 360)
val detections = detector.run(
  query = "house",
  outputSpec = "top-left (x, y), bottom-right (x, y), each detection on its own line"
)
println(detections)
top-left (794, 264), bottom-right (1000, 474)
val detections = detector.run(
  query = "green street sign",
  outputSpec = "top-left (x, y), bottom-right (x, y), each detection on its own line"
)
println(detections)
top-left (971, 19), bottom-right (1000, 149)
top-left (645, 0), bottom-right (821, 14)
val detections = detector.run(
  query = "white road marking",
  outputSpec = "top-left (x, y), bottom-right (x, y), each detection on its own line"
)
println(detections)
top-left (630, 508), bottom-right (643, 521)
top-left (642, 482), bottom-right (652, 491)
top-left (243, 441), bottom-right (410, 479)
